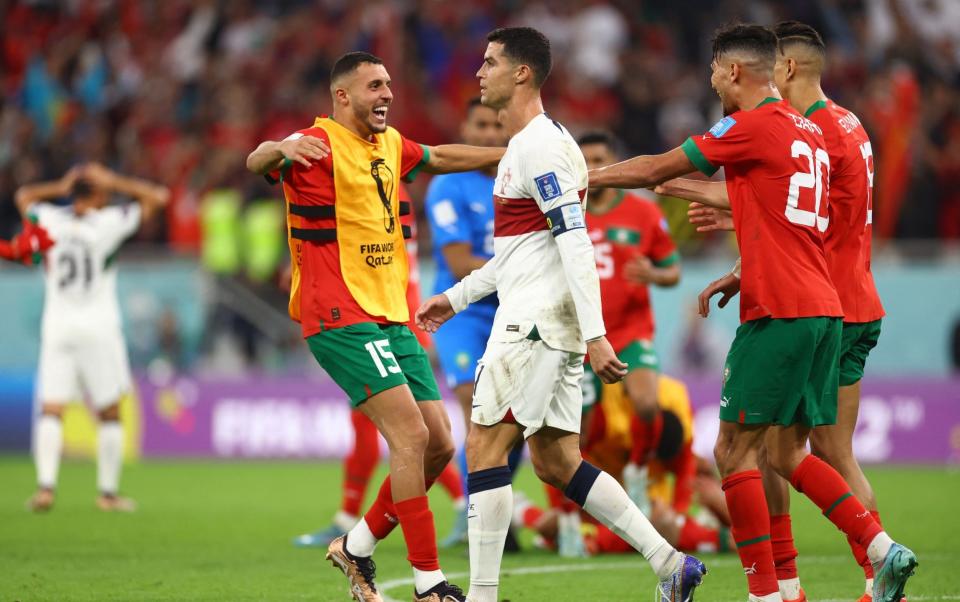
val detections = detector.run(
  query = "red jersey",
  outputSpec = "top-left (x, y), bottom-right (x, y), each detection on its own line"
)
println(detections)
top-left (586, 191), bottom-right (678, 351)
top-left (806, 100), bottom-right (885, 323)
top-left (682, 98), bottom-right (842, 323)
top-left (399, 183), bottom-right (432, 349)
top-left (269, 118), bottom-right (427, 337)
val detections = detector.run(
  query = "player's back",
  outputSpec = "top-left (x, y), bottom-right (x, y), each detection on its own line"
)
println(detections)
top-left (36, 203), bottom-right (140, 332)
top-left (489, 113), bottom-right (589, 353)
top-left (806, 100), bottom-right (884, 323)
top-left (686, 99), bottom-right (842, 322)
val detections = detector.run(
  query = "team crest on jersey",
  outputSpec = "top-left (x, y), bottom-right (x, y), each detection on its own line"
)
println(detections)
top-left (708, 116), bottom-right (737, 138)
top-left (535, 172), bottom-right (562, 201)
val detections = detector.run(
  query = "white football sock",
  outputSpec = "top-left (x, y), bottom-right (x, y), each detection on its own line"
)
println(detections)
top-left (35, 414), bottom-right (63, 490)
top-left (97, 421), bottom-right (124, 495)
top-left (413, 568), bottom-right (445, 594)
top-left (866, 531), bottom-right (893, 565)
top-left (467, 484), bottom-right (512, 602)
top-left (779, 577), bottom-right (801, 600)
top-left (865, 578), bottom-right (873, 594)
top-left (345, 518), bottom-right (378, 558)
top-left (580, 470), bottom-right (678, 578)
top-left (332, 510), bottom-right (358, 532)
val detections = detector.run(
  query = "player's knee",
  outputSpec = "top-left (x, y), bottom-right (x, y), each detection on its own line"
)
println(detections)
top-left (425, 435), bottom-right (455, 474)
top-left (809, 432), bottom-right (849, 467)
top-left (98, 403), bottom-right (121, 422)
top-left (765, 445), bottom-right (803, 478)
top-left (388, 418), bottom-right (430, 457)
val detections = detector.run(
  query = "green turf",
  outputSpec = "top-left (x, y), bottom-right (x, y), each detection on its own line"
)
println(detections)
top-left (0, 457), bottom-right (957, 601)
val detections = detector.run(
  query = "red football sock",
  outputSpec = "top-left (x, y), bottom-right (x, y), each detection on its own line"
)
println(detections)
top-left (544, 483), bottom-right (578, 512)
top-left (677, 516), bottom-right (721, 553)
top-left (770, 514), bottom-right (799, 581)
top-left (342, 410), bottom-right (380, 516)
top-left (521, 505), bottom-right (544, 529)
top-left (396, 496), bottom-right (441, 571)
top-left (723, 470), bottom-right (779, 597)
top-left (595, 523), bottom-right (633, 553)
top-left (848, 510), bottom-right (881, 579)
top-left (629, 411), bottom-right (663, 465)
top-left (362, 475), bottom-right (438, 540)
top-left (790, 455), bottom-right (882, 550)
top-left (435, 462), bottom-right (464, 502)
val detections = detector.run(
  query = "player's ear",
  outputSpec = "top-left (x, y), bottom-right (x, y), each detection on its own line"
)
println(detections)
top-left (515, 64), bottom-right (530, 86)
top-left (729, 61), bottom-right (741, 84)
top-left (787, 58), bottom-right (797, 80)
top-left (332, 85), bottom-right (349, 107)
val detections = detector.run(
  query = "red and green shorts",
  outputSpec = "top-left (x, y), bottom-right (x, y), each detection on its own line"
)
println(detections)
top-left (581, 339), bottom-right (660, 411)
top-left (839, 319), bottom-right (882, 387)
top-left (720, 317), bottom-right (841, 427)
top-left (307, 322), bottom-right (441, 407)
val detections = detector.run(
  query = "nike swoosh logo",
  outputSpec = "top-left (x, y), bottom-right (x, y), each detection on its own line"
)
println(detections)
top-left (472, 405), bottom-right (480, 408)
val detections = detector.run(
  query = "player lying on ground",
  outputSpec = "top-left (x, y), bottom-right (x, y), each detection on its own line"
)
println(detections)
top-left (588, 22), bottom-right (915, 602)
top-left (416, 26), bottom-right (706, 602)
top-left (16, 162), bottom-right (169, 513)
top-left (247, 50), bottom-right (503, 602)
top-left (659, 21), bottom-right (896, 602)
top-left (517, 375), bottom-right (735, 556)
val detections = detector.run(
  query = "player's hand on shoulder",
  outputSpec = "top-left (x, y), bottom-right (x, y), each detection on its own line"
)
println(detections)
top-left (687, 202), bottom-right (733, 233)
top-left (279, 135), bottom-right (330, 168)
top-left (415, 294), bottom-right (455, 333)
top-left (586, 337), bottom-right (628, 384)
top-left (697, 271), bottom-right (740, 318)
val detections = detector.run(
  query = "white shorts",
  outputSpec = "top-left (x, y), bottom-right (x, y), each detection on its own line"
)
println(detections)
top-left (37, 329), bottom-right (132, 410)
top-left (471, 338), bottom-right (584, 438)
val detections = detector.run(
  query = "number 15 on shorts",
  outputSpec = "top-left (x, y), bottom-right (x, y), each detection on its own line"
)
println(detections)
top-left (365, 340), bottom-right (401, 378)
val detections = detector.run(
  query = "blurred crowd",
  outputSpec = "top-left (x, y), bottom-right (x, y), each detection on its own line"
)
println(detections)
top-left (1, 0), bottom-right (958, 257)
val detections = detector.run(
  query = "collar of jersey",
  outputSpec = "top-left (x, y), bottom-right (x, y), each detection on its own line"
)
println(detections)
top-left (755, 97), bottom-right (780, 109)
top-left (804, 100), bottom-right (828, 118)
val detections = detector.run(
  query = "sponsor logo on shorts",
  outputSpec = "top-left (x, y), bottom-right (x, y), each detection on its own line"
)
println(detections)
top-left (506, 324), bottom-right (520, 332)
top-left (721, 395), bottom-right (730, 408)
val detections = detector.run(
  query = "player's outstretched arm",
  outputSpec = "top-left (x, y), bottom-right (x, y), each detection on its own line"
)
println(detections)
top-left (421, 144), bottom-right (505, 174)
top-left (246, 135), bottom-right (331, 175)
top-left (698, 259), bottom-right (741, 318)
top-left (441, 257), bottom-right (497, 315)
top-left (623, 256), bottom-right (680, 288)
top-left (13, 167), bottom-right (79, 217)
top-left (588, 146), bottom-right (695, 190)
top-left (655, 178), bottom-right (730, 210)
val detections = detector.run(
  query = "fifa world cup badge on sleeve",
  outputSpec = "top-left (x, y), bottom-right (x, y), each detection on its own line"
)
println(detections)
top-left (708, 116), bottom-right (737, 138)
top-left (535, 172), bottom-right (562, 201)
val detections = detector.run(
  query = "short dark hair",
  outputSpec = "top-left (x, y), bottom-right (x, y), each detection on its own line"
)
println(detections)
top-left (774, 21), bottom-right (826, 56)
top-left (71, 178), bottom-right (95, 200)
top-left (655, 411), bottom-right (685, 462)
top-left (576, 130), bottom-right (619, 150)
top-left (331, 51), bottom-right (383, 82)
top-left (711, 23), bottom-right (777, 73)
top-left (487, 27), bottom-right (552, 87)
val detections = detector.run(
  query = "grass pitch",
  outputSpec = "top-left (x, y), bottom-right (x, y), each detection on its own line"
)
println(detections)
top-left (1, 457), bottom-right (957, 601)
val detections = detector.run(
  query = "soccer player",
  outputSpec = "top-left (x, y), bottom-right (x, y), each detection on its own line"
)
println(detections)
top-left (587, 23), bottom-right (915, 602)
top-left (578, 130), bottom-right (681, 499)
top-left (658, 21), bottom-right (894, 602)
top-left (16, 162), bottom-right (169, 512)
top-left (424, 97), bottom-right (510, 548)
top-left (246, 51), bottom-right (503, 602)
top-left (293, 183), bottom-right (466, 550)
top-left (415, 27), bottom-right (706, 602)
top-left (0, 218), bottom-right (53, 264)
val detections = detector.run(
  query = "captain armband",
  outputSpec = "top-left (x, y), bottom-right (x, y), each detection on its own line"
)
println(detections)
top-left (545, 203), bottom-right (586, 237)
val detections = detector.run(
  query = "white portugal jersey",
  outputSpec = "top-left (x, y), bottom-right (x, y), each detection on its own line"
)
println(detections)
top-left (33, 203), bottom-right (141, 333)
top-left (446, 113), bottom-right (605, 354)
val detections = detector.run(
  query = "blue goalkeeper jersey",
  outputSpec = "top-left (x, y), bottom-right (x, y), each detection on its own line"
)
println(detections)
top-left (425, 170), bottom-right (497, 320)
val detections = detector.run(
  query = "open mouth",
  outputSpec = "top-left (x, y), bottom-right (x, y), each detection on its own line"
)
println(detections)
top-left (372, 106), bottom-right (388, 121)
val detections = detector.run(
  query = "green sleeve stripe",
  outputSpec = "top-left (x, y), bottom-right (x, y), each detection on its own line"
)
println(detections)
top-left (653, 251), bottom-right (680, 267)
top-left (823, 491), bottom-right (853, 518)
top-left (735, 534), bottom-right (771, 549)
top-left (805, 100), bottom-right (828, 118)
top-left (278, 157), bottom-right (293, 183)
top-left (404, 144), bottom-right (431, 183)
top-left (681, 137), bottom-right (718, 176)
